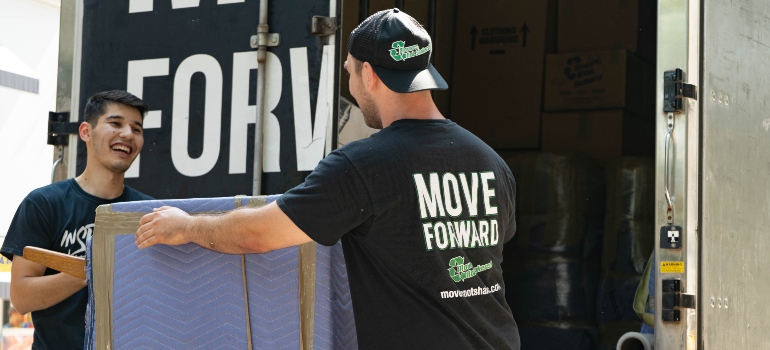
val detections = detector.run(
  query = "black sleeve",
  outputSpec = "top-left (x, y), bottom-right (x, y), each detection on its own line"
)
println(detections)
top-left (502, 165), bottom-right (517, 244)
top-left (277, 151), bottom-right (374, 246)
top-left (128, 188), bottom-right (155, 201)
top-left (1, 195), bottom-right (55, 261)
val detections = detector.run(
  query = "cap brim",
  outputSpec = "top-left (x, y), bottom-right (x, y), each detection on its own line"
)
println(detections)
top-left (371, 63), bottom-right (448, 93)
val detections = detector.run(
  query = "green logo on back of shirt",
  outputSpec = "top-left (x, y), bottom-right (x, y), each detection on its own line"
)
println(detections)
top-left (447, 256), bottom-right (493, 282)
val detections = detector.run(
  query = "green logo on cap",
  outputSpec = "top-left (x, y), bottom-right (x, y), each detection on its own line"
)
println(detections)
top-left (389, 40), bottom-right (431, 62)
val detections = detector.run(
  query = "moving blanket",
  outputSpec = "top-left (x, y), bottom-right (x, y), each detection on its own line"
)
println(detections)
top-left (86, 196), bottom-right (357, 350)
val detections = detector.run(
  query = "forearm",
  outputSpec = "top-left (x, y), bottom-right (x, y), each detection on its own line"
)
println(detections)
top-left (137, 202), bottom-right (312, 253)
top-left (11, 273), bottom-right (86, 314)
top-left (187, 208), bottom-right (270, 254)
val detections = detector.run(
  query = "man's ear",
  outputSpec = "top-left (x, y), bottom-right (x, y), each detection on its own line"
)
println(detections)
top-left (362, 61), bottom-right (379, 92)
top-left (79, 121), bottom-right (91, 142)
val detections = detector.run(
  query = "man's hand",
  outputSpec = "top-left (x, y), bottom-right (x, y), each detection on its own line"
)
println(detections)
top-left (136, 206), bottom-right (193, 249)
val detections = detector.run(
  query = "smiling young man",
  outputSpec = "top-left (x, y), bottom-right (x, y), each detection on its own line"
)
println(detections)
top-left (1, 90), bottom-right (153, 349)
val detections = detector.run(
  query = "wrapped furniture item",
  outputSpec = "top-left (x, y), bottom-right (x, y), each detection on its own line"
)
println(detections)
top-left (500, 152), bottom-right (605, 350)
top-left (503, 152), bottom-right (605, 257)
top-left (86, 195), bottom-right (357, 350)
top-left (596, 157), bottom-right (654, 350)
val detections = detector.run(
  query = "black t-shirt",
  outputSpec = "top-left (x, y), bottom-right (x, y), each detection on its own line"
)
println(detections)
top-left (1, 179), bottom-right (152, 350)
top-left (278, 119), bottom-right (520, 349)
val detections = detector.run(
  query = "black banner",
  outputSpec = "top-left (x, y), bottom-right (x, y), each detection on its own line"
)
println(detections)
top-left (77, 0), bottom-right (337, 198)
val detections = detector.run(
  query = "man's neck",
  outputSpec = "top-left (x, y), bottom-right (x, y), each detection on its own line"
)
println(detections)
top-left (379, 91), bottom-right (444, 128)
top-left (75, 166), bottom-right (125, 200)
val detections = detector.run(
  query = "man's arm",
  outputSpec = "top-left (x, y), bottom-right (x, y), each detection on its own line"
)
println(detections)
top-left (10, 255), bottom-right (87, 315)
top-left (136, 202), bottom-right (313, 254)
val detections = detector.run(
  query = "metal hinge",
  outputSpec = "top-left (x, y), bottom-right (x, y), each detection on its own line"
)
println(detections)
top-left (47, 112), bottom-right (78, 146)
top-left (664, 68), bottom-right (698, 113)
top-left (661, 279), bottom-right (696, 322)
top-left (250, 33), bottom-right (280, 48)
top-left (250, 24), bottom-right (280, 49)
top-left (311, 16), bottom-right (338, 37)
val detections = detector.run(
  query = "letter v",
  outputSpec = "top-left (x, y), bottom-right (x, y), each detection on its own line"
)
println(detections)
top-left (459, 173), bottom-right (479, 217)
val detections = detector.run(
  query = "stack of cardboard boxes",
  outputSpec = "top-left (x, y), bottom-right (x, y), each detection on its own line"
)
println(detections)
top-left (450, 0), bottom-right (558, 149)
top-left (546, 2), bottom-right (658, 349)
top-left (542, 0), bottom-right (657, 161)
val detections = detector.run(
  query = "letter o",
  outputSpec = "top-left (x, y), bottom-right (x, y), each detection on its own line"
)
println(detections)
top-left (171, 54), bottom-right (223, 177)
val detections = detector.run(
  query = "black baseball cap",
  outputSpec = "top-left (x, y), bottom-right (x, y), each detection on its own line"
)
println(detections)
top-left (348, 8), bottom-right (448, 93)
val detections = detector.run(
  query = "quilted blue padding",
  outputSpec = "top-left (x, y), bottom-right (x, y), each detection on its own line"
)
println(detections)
top-left (88, 195), bottom-right (357, 349)
top-left (85, 237), bottom-right (96, 350)
top-left (245, 249), bottom-right (301, 349)
top-left (314, 243), bottom-right (358, 349)
top-left (112, 235), bottom-right (249, 349)
top-left (111, 197), bottom-right (242, 213)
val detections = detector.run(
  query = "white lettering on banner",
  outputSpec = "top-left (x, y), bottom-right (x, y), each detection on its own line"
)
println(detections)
top-left (171, 54), bottom-right (223, 177)
top-left (122, 46), bottom-right (332, 178)
top-left (290, 46), bottom-right (332, 171)
top-left (125, 58), bottom-right (170, 178)
top-left (480, 171), bottom-right (498, 215)
top-left (129, 0), bottom-right (245, 13)
top-left (229, 51), bottom-right (282, 174)
top-left (128, 0), bottom-right (153, 13)
top-left (171, 0), bottom-right (200, 9)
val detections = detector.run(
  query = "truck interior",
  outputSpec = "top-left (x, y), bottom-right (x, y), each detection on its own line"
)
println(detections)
top-left (340, 1), bottom-right (659, 349)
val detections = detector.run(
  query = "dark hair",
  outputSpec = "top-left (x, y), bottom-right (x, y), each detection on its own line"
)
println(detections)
top-left (83, 90), bottom-right (149, 125)
top-left (354, 59), bottom-right (363, 76)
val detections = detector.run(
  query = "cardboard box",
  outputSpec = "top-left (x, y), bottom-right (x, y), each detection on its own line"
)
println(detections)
top-left (541, 109), bottom-right (654, 162)
top-left (544, 50), bottom-right (654, 116)
top-left (558, 0), bottom-right (657, 64)
top-left (450, 0), bottom-right (558, 149)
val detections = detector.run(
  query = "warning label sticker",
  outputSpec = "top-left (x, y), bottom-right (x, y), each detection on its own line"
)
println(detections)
top-left (660, 261), bottom-right (685, 273)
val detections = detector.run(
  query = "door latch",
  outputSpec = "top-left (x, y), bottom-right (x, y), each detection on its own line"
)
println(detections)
top-left (660, 225), bottom-right (682, 249)
top-left (661, 279), bottom-right (696, 322)
top-left (311, 16), bottom-right (338, 37)
top-left (47, 112), bottom-right (79, 146)
top-left (664, 68), bottom-right (698, 113)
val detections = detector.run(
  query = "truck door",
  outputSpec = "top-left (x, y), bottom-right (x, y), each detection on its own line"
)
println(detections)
top-left (656, 0), bottom-right (770, 348)
top-left (53, 0), bottom-right (342, 197)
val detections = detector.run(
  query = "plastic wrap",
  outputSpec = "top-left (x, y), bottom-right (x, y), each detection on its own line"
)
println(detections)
top-left (597, 157), bottom-right (654, 349)
top-left (502, 152), bottom-right (605, 216)
top-left (500, 152), bottom-right (605, 342)
top-left (602, 157), bottom-right (655, 274)
top-left (519, 327), bottom-right (598, 350)
top-left (504, 254), bottom-right (600, 328)
top-left (514, 213), bottom-right (603, 257)
top-left (501, 152), bottom-right (605, 256)
top-left (595, 276), bottom-right (643, 349)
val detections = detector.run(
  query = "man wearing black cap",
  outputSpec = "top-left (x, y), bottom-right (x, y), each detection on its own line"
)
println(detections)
top-left (136, 9), bottom-right (520, 349)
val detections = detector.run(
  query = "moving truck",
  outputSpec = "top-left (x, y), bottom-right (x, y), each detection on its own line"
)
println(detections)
top-left (48, 0), bottom-right (769, 348)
